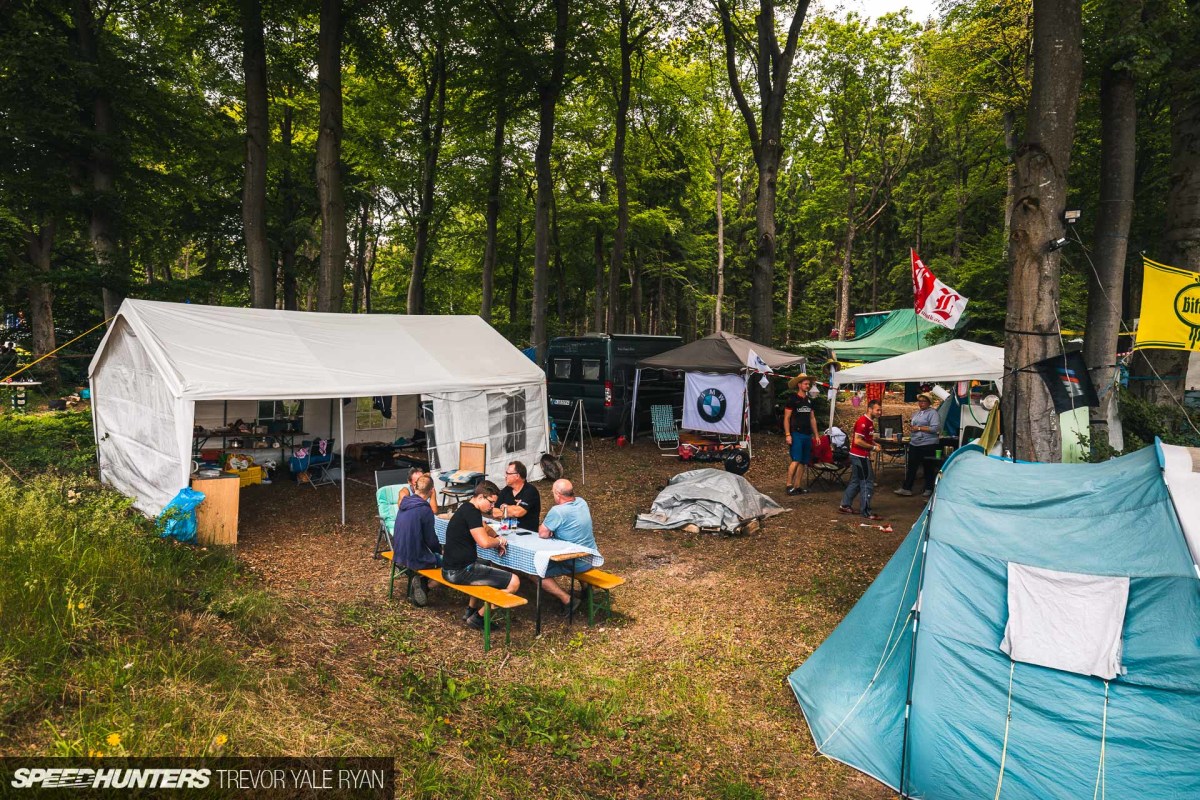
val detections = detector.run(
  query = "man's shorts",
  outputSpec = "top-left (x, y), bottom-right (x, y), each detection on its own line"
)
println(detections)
top-left (545, 556), bottom-right (591, 578)
top-left (789, 433), bottom-right (813, 464)
top-left (442, 561), bottom-right (512, 590)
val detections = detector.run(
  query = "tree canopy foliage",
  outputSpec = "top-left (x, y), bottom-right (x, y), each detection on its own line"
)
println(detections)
top-left (0, 0), bottom-right (1190, 381)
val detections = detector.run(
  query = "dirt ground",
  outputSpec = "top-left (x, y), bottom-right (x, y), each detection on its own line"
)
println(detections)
top-left (231, 401), bottom-right (929, 798)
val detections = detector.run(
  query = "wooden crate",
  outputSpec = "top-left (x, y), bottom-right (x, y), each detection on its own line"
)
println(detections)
top-left (190, 475), bottom-right (239, 546)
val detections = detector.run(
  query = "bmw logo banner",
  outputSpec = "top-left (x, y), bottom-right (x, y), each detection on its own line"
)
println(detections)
top-left (682, 371), bottom-right (746, 435)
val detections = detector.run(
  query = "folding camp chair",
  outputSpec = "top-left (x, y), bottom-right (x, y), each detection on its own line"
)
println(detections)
top-left (807, 428), bottom-right (851, 490)
top-left (650, 405), bottom-right (681, 455)
top-left (373, 468), bottom-right (411, 559)
top-left (438, 442), bottom-right (487, 509)
top-left (875, 414), bottom-right (906, 473)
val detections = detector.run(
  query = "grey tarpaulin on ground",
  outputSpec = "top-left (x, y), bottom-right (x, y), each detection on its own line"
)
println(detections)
top-left (635, 468), bottom-right (787, 532)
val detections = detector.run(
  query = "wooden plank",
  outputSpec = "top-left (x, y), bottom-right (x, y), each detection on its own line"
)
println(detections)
top-left (576, 569), bottom-right (626, 590)
top-left (417, 568), bottom-right (527, 608)
top-left (191, 475), bottom-right (239, 546)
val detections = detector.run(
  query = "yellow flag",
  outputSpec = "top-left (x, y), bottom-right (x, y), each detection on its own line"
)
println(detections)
top-left (1134, 256), bottom-right (1200, 352)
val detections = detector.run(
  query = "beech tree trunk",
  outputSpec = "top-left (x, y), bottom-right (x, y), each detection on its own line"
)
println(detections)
top-left (593, 225), bottom-right (605, 331)
top-left (408, 41), bottom-right (447, 314)
top-left (352, 199), bottom-right (370, 312)
top-left (25, 219), bottom-right (57, 382)
top-left (242, 0), bottom-right (273, 309)
top-left (480, 87), bottom-right (506, 322)
top-left (280, 96), bottom-right (299, 310)
top-left (714, 160), bottom-right (725, 331)
top-left (836, 178), bottom-right (857, 337)
top-left (316, 0), bottom-right (346, 313)
top-left (72, 0), bottom-right (122, 319)
top-left (531, 0), bottom-right (569, 364)
top-left (1001, 0), bottom-right (1083, 462)
top-left (606, 0), bottom-right (633, 335)
top-left (1130, 3), bottom-right (1199, 406)
top-left (1084, 0), bottom-right (1141, 446)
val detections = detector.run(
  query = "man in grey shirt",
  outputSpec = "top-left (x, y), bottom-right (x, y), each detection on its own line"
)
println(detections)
top-left (895, 393), bottom-right (940, 497)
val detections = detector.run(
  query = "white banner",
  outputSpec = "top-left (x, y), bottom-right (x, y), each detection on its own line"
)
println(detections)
top-left (912, 248), bottom-right (968, 329)
top-left (683, 372), bottom-right (745, 435)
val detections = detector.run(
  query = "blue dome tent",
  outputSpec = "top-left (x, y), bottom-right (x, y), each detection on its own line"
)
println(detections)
top-left (789, 443), bottom-right (1200, 799)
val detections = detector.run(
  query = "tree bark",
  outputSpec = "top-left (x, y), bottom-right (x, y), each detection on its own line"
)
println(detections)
top-left (717, 0), bottom-right (811, 353)
top-left (316, 0), bottom-right (346, 313)
top-left (836, 178), bottom-right (857, 337)
top-left (242, 0), bottom-right (273, 308)
top-left (1001, 0), bottom-right (1083, 462)
top-left (72, 0), bottom-right (122, 319)
top-left (280, 96), bottom-right (299, 310)
top-left (629, 248), bottom-right (643, 333)
top-left (408, 40), bottom-right (447, 314)
top-left (1130, 2), bottom-right (1199, 406)
top-left (606, 0), bottom-right (633, 336)
top-left (481, 86), bottom-right (506, 322)
top-left (1084, 0), bottom-right (1141, 446)
top-left (352, 199), bottom-right (370, 312)
top-left (714, 160), bottom-right (726, 332)
top-left (25, 219), bottom-right (57, 382)
top-left (531, 0), bottom-right (569, 364)
top-left (509, 213), bottom-right (523, 330)
top-left (593, 225), bottom-right (605, 331)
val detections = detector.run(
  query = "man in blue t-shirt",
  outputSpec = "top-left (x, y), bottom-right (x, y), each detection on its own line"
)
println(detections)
top-left (537, 479), bottom-right (598, 616)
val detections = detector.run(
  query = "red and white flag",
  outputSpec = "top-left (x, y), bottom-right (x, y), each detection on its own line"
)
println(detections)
top-left (911, 249), bottom-right (968, 329)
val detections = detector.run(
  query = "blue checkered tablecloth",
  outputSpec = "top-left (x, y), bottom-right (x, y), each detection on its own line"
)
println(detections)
top-left (434, 516), bottom-right (601, 577)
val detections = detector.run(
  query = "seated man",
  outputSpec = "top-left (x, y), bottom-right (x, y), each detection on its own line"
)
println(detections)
top-left (392, 475), bottom-right (441, 607)
top-left (538, 479), bottom-right (599, 617)
top-left (441, 480), bottom-right (521, 631)
top-left (492, 460), bottom-right (540, 532)
top-left (397, 466), bottom-right (439, 513)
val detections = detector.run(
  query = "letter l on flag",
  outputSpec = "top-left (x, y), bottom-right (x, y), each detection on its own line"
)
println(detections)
top-left (912, 249), bottom-right (968, 329)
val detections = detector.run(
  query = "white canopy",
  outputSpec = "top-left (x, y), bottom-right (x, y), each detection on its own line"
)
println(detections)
top-left (88, 299), bottom-right (542, 401)
top-left (89, 300), bottom-right (548, 517)
top-left (832, 339), bottom-right (1004, 386)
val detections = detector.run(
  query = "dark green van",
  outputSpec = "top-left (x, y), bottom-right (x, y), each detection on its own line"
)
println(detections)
top-left (546, 334), bottom-right (682, 434)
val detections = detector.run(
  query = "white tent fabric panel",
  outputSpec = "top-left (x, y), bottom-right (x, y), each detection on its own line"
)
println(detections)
top-left (1000, 562), bottom-right (1129, 680)
top-left (1160, 443), bottom-right (1200, 569)
top-left (91, 318), bottom-right (193, 515)
top-left (428, 386), bottom-right (548, 486)
top-left (89, 300), bottom-right (544, 401)
top-left (832, 339), bottom-right (1004, 386)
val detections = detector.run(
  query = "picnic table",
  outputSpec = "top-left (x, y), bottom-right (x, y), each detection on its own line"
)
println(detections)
top-left (433, 515), bottom-right (602, 634)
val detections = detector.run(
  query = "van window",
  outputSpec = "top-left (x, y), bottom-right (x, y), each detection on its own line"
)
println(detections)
top-left (581, 359), bottom-right (601, 382)
top-left (552, 358), bottom-right (572, 380)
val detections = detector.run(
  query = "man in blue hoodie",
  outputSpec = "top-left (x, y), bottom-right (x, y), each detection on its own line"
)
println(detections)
top-left (392, 475), bottom-right (441, 606)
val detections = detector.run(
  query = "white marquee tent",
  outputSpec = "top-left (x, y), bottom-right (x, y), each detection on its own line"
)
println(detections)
top-left (831, 339), bottom-right (1004, 387)
top-left (88, 300), bottom-right (548, 517)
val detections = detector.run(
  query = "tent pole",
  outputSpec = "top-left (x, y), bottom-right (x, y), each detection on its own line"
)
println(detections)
top-left (630, 368), bottom-right (642, 440)
top-left (898, 486), bottom-right (938, 796)
top-left (743, 373), bottom-right (751, 458)
top-left (339, 398), bottom-right (345, 525)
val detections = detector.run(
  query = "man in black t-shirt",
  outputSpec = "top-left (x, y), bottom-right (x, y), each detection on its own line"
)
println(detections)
top-left (442, 480), bottom-right (521, 630)
top-left (783, 375), bottom-right (820, 496)
top-left (492, 460), bottom-right (541, 532)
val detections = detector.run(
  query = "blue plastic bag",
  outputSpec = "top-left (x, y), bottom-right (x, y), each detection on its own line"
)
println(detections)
top-left (157, 487), bottom-right (205, 543)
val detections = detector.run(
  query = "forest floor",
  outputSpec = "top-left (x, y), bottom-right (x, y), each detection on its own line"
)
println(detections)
top-left (5, 401), bottom-right (930, 799)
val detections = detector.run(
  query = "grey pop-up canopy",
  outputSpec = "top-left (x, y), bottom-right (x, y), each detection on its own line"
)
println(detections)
top-left (634, 331), bottom-right (806, 373)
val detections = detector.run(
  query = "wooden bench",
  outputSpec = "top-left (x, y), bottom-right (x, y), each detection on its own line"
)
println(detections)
top-left (383, 555), bottom-right (526, 652)
top-left (574, 569), bottom-right (626, 625)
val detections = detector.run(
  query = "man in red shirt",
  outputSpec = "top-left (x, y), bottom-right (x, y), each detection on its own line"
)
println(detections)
top-left (839, 399), bottom-right (883, 520)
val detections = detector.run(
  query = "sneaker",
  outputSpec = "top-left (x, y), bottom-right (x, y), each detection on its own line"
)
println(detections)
top-left (559, 596), bottom-right (583, 617)
top-left (837, 505), bottom-right (856, 515)
top-left (787, 486), bottom-right (807, 496)
top-left (466, 612), bottom-right (485, 630)
top-left (410, 577), bottom-right (428, 607)
top-left (461, 605), bottom-right (478, 622)
top-left (922, 489), bottom-right (933, 498)
top-left (893, 488), bottom-right (913, 497)
top-left (863, 513), bottom-right (883, 521)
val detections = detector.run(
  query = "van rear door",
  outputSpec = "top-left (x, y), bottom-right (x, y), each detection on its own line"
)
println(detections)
top-left (546, 339), bottom-right (609, 429)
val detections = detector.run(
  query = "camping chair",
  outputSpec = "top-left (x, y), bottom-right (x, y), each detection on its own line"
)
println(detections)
top-left (807, 427), bottom-right (851, 490)
top-left (437, 441), bottom-right (487, 509)
top-left (373, 468), bottom-right (411, 559)
top-left (650, 404), bottom-right (681, 455)
top-left (289, 438), bottom-right (336, 488)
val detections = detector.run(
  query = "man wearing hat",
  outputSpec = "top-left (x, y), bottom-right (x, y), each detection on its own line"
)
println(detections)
top-left (895, 393), bottom-right (940, 498)
top-left (783, 375), bottom-right (820, 495)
